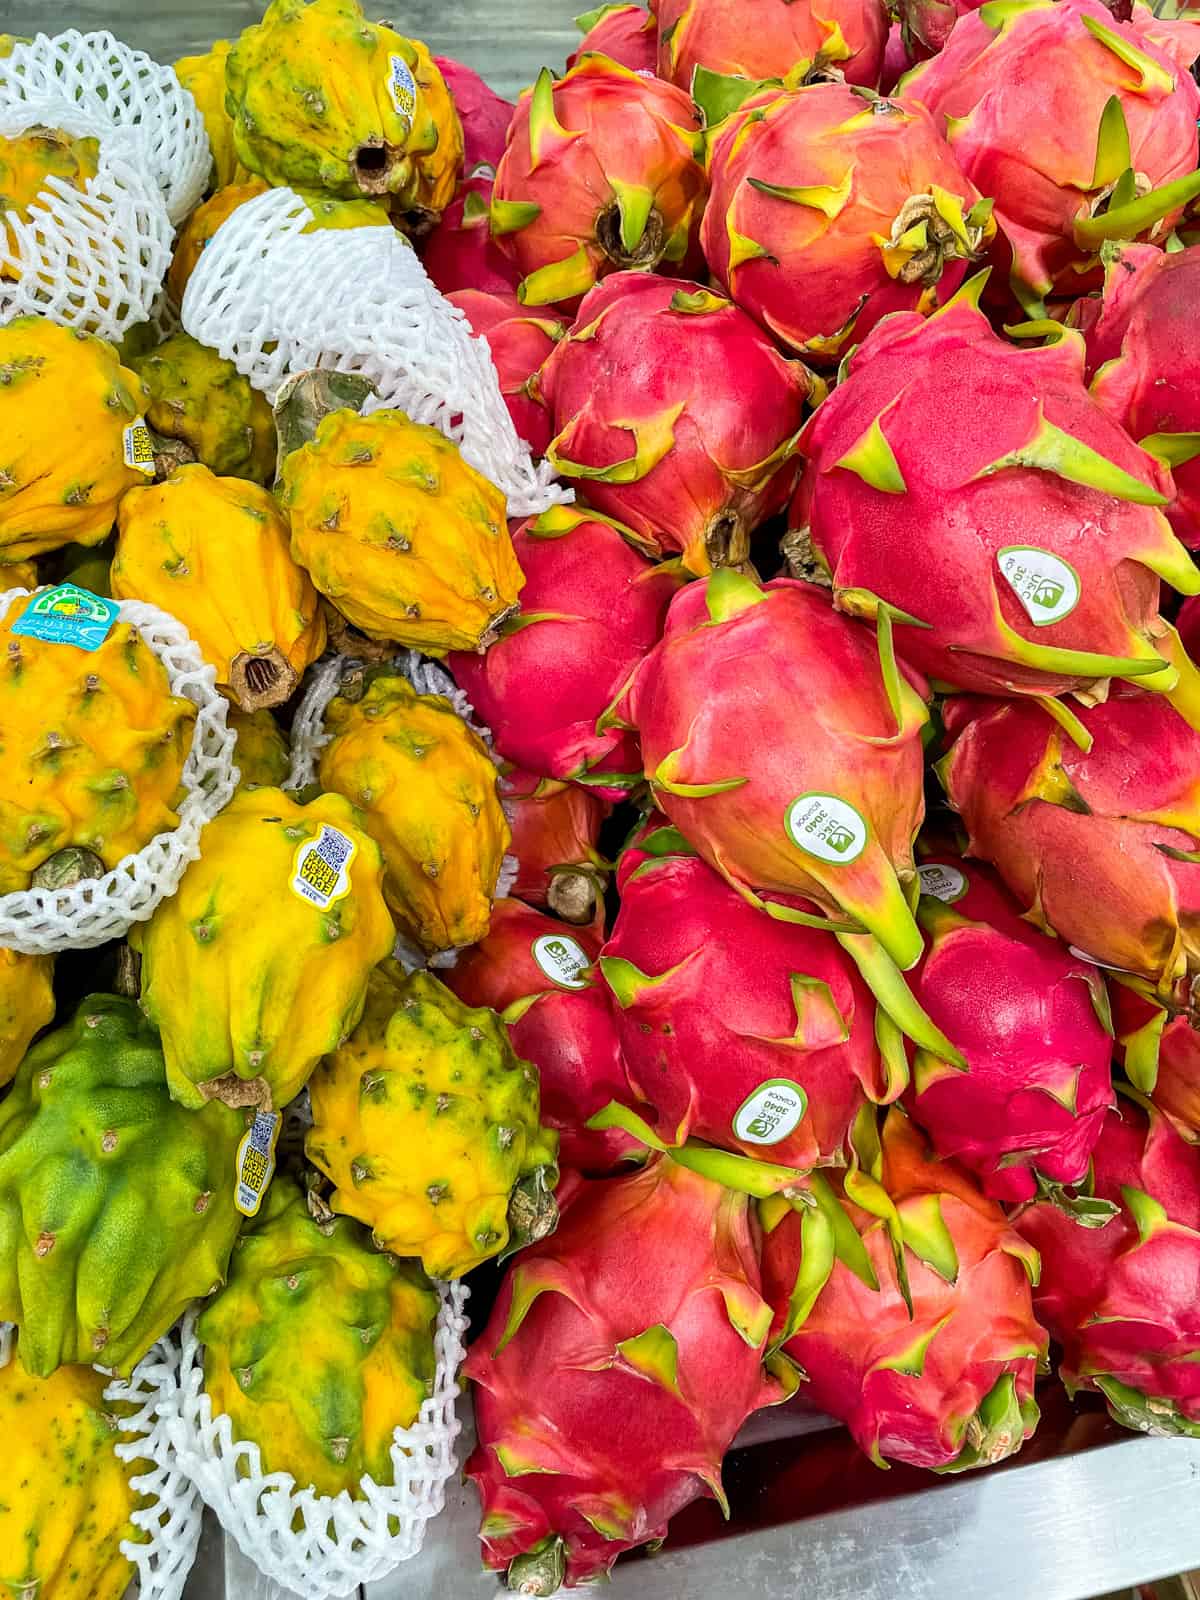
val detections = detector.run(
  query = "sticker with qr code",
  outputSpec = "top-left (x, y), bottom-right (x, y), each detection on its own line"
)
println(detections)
top-left (290, 824), bottom-right (356, 910)
top-left (123, 418), bottom-right (157, 476)
top-left (235, 1110), bottom-right (280, 1218)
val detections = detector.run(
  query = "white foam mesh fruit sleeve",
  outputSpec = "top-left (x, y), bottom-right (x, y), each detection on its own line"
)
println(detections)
top-left (0, 589), bottom-right (238, 955)
top-left (0, 103), bottom-right (173, 340)
top-left (180, 186), bottom-right (570, 519)
top-left (0, 30), bottom-right (211, 224)
top-left (158, 1281), bottom-right (470, 1598)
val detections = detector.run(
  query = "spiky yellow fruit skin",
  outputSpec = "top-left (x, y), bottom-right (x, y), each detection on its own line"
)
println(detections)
top-left (0, 947), bottom-right (54, 1088)
top-left (128, 334), bottom-right (276, 484)
top-left (0, 127), bottom-right (100, 280)
top-left (0, 1358), bottom-right (148, 1600)
top-left (0, 317), bottom-right (150, 561)
top-left (281, 408), bottom-right (522, 652)
top-left (225, 0), bottom-right (463, 220)
top-left (307, 966), bottom-right (558, 1278)
top-left (0, 614), bottom-right (196, 893)
top-left (131, 786), bottom-right (395, 1111)
top-left (197, 1176), bottom-right (438, 1497)
top-left (174, 40), bottom-right (242, 191)
top-left (228, 708), bottom-right (291, 789)
top-left (167, 178), bottom-right (269, 306)
top-left (112, 465), bottom-right (326, 712)
top-left (319, 672), bottom-right (510, 951)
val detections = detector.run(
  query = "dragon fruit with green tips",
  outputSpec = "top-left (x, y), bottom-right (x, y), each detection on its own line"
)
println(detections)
top-left (761, 1109), bottom-right (1049, 1471)
top-left (1113, 982), bottom-right (1200, 1143)
top-left (538, 271), bottom-right (818, 573)
top-left (899, 0), bottom-right (1200, 313)
top-left (489, 54), bottom-right (707, 309)
top-left (791, 286), bottom-right (1200, 712)
top-left (502, 768), bottom-right (611, 927)
top-left (568, 3), bottom-right (657, 71)
top-left (905, 855), bottom-right (1114, 1202)
top-left (656, 0), bottom-right (889, 92)
top-left (422, 174), bottom-right (521, 297)
top-left (465, 1155), bottom-right (792, 1590)
top-left (700, 80), bottom-right (994, 363)
top-left (1014, 1094), bottom-right (1200, 1437)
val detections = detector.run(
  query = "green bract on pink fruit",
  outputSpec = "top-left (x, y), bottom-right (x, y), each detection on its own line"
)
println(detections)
top-left (1014, 1094), bottom-right (1200, 1437)
top-left (700, 82), bottom-right (994, 363)
top-left (899, 0), bottom-right (1200, 313)
top-left (621, 572), bottom-right (930, 972)
top-left (422, 175), bottom-right (522, 297)
top-left (906, 855), bottom-right (1114, 1203)
top-left (761, 1109), bottom-right (1048, 1471)
top-left (599, 824), bottom-right (903, 1171)
top-left (1085, 242), bottom-right (1200, 551)
top-left (490, 55), bottom-right (707, 309)
top-left (938, 689), bottom-right (1200, 998)
top-left (449, 505), bottom-right (685, 797)
top-left (569, 3), bottom-right (658, 72)
top-left (538, 272), bottom-right (817, 573)
top-left (502, 769), bottom-right (611, 927)
top-left (656, 0), bottom-right (889, 91)
top-left (465, 1157), bottom-right (790, 1590)
top-left (1113, 981), bottom-right (1200, 1143)
top-left (791, 287), bottom-right (1200, 712)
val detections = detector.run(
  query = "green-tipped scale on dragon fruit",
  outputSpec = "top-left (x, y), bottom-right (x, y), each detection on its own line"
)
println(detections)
top-left (656, 0), bottom-right (889, 92)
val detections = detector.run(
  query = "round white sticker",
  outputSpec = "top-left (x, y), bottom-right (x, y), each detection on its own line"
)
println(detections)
top-left (532, 933), bottom-right (590, 989)
top-left (733, 1080), bottom-right (808, 1146)
top-left (997, 546), bottom-right (1080, 627)
top-left (785, 794), bottom-right (867, 865)
top-left (918, 862), bottom-right (968, 903)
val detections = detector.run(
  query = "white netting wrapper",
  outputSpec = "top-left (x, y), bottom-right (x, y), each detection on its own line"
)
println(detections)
top-left (0, 30), bottom-right (211, 224)
top-left (0, 104), bottom-right (172, 339)
top-left (0, 589), bottom-right (237, 954)
top-left (181, 187), bottom-right (570, 519)
top-left (103, 1331), bottom-right (206, 1600)
top-left (161, 1282), bottom-right (469, 1598)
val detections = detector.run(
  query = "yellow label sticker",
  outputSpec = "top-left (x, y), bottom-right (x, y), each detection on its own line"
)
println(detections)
top-left (123, 417), bottom-right (156, 477)
top-left (235, 1110), bottom-right (280, 1218)
top-left (290, 823), bottom-right (356, 910)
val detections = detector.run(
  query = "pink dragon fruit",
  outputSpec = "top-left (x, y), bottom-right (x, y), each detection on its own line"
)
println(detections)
top-left (489, 56), bottom-right (707, 310)
top-left (938, 688), bottom-right (1200, 997)
top-left (905, 854), bottom-right (1114, 1202)
top-left (1112, 982), bottom-right (1200, 1142)
top-left (421, 175), bottom-right (521, 297)
top-left (568, 3), bottom-right (658, 72)
top-left (444, 898), bottom-right (636, 1174)
top-left (502, 768), bottom-right (611, 925)
top-left (465, 1155), bottom-right (790, 1590)
top-left (447, 289), bottom-right (564, 454)
top-left (538, 272), bottom-right (817, 573)
top-left (1180, 593), bottom-right (1200, 665)
top-left (791, 286), bottom-right (1200, 710)
top-left (899, 0), bottom-right (1200, 312)
top-left (700, 81), bottom-right (994, 364)
top-left (1014, 1094), bottom-right (1200, 1436)
top-left (656, 0), bottom-right (889, 91)
top-left (761, 1108), bottom-right (1048, 1470)
top-left (1085, 242), bottom-right (1200, 550)
top-left (621, 571), bottom-right (930, 971)
top-left (599, 825), bottom-right (902, 1171)
top-left (449, 505), bottom-right (684, 798)
top-left (899, 0), bottom-right (983, 59)
top-left (880, 20), bottom-right (916, 91)
top-left (434, 55), bottom-right (515, 173)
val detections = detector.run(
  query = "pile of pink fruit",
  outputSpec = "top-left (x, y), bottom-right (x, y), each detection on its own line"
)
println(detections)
top-left (426, 0), bottom-right (1200, 1589)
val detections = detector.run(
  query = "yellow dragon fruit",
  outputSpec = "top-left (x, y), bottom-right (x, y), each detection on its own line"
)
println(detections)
top-left (167, 178), bottom-right (270, 305)
top-left (228, 708), bottom-right (292, 789)
top-left (0, 947), bottom-right (54, 1087)
top-left (127, 334), bottom-right (276, 483)
top-left (174, 39), bottom-right (242, 191)
top-left (0, 127), bottom-right (100, 281)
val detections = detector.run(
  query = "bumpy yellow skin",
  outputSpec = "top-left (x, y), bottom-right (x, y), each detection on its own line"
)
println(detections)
top-left (174, 40), bottom-right (242, 191)
top-left (0, 317), bottom-right (150, 561)
top-left (307, 967), bottom-right (558, 1278)
top-left (197, 1177), bottom-right (438, 1497)
top-left (113, 465), bottom-right (326, 711)
top-left (0, 947), bottom-right (54, 1088)
top-left (0, 127), bottom-right (100, 281)
top-left (0, 1358), bottom-right (147, 1600)
top-left (167, 178), bottom-right (269, 306)
top-left (1, 559), bottom-right (38, 591)
top-left (228, 708), bottom-right (292, 789)
top-left (281, 408), bottom-right (522, 652)
top-left (319, 672), bottom-right (510, 951)
top-left (132, 786), bottom-right (395, 1111)
top-left (225, 0), bottom-right (462, 219)
top-left (128, 334), bottom-right (276, 484)
top-left (0, 616), bottom-right (196, 893)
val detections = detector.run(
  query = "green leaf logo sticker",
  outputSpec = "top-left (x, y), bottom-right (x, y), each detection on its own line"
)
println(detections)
top-left (785, 793), bottom-right (868, 865)
top-left (532, 933), bottom-right (591, 989)
top-left (918, 862), bottom-right (968, 904)
top-left (733, 1079), bottom-right (808, 1146)
top-left (997, 546), bottom-right (1081, 627)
